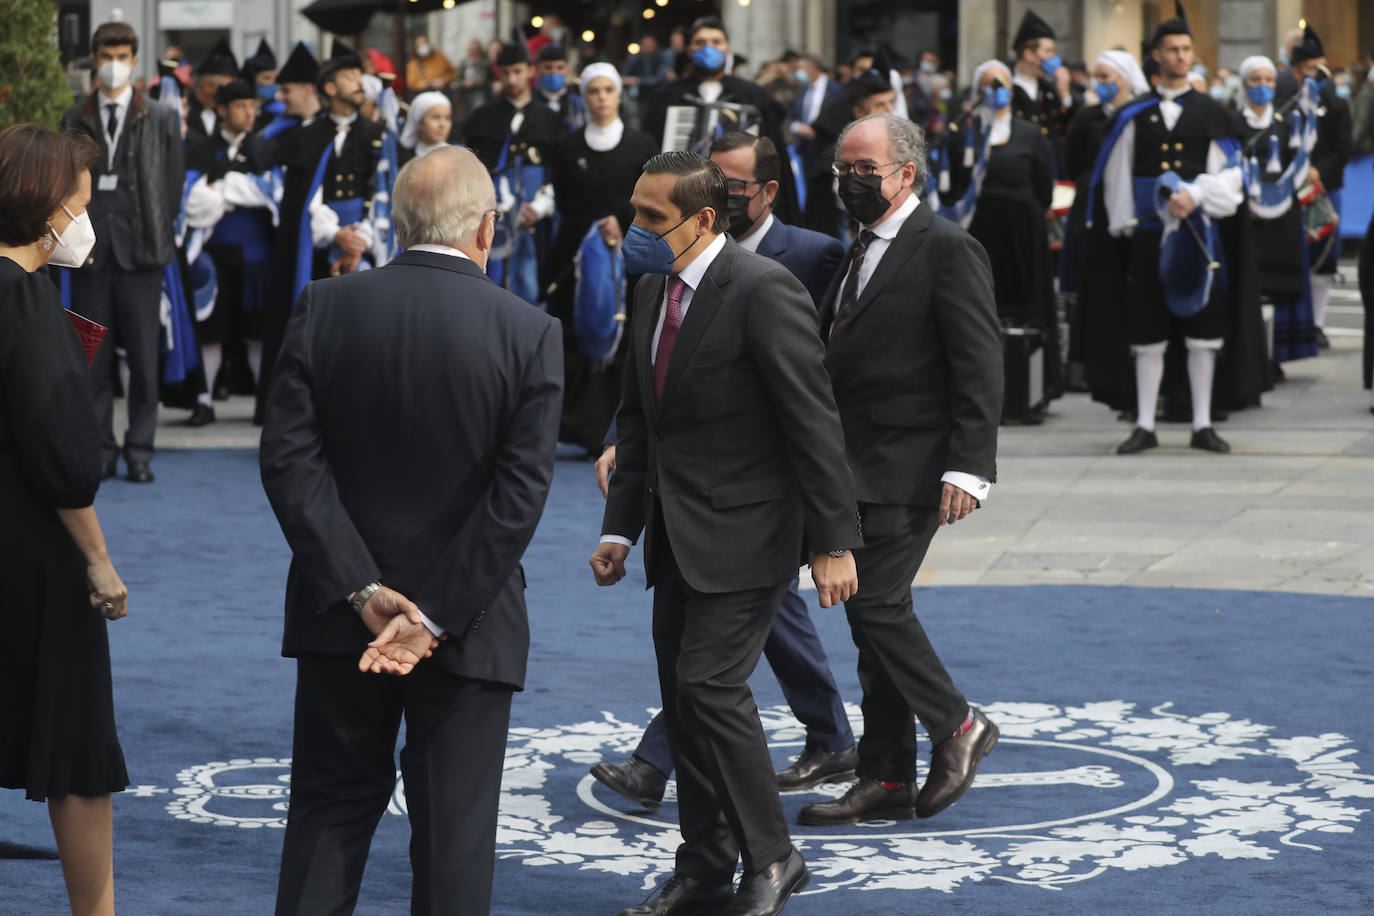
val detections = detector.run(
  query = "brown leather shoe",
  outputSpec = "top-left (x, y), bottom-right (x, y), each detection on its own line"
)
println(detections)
top-left (916, 708), bottom-right (998, 818)
top-left (797, 777), bottom-right (917, 826)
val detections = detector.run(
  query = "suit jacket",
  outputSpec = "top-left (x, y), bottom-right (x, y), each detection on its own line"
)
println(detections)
top-left (260, 250), bottom-right (563, 689)
top-left (602, 239), bottom-right (860, 593)
top-left (819, 201), bottom-right (1003, 509)
top-left (754, 218), bottom-right (846, 308)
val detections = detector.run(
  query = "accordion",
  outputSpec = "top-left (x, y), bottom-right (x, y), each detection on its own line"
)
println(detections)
top-left (662, 98), bottom-right (762, 156)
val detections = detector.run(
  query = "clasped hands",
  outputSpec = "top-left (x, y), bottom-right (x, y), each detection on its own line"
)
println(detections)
top-left (356, 586), bottom-right (444, 676)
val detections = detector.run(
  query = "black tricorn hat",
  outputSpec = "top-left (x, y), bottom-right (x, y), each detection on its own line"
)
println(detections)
top-left (198, 37), bottom-right (239, 78)
top-left (276, 42), bottom-right (318, 85)
top-left (1290, 23), bottom-right (1326, 64)
top-left (1013, 10), bottom-right (1056, 50)
top-left (317, 40), bottom-right (363, 87)
top-left (496, 42), bottom-right (530, 67)
top-left (1151, 1), bottom-right (1192, 48)
top-left (213, 78), bottom-right (256, 105)
top-left (241, 38), bottom-right (276, 80)
top-left (536, 43), bottom-right (567, 63)
top-left (846, 68), bottom-right (894, 102)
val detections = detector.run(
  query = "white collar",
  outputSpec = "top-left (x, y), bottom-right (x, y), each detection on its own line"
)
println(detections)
top-left (99, 84), bottom-right (133, 112)
top-left (330, 111), bottom-right (357, 129)
top-left (735, 213), bottom-right (774, 252)
top-left (220, 128), bottom-right (245, 146)
top-left (415, 139), bottom-right (450, 158)
top-left (1012, 72), bottom-right (1040, 98)
top-left (506, 94), bottom-right (531, 111)
top-left (866, 192), bottom-right (920, 239)
top-left (584, 118), bottom-right (624, 152)
top-left (407, 244), bottom-right (472, 261)
top-left (675, 232), bottom-right (727, 290)
top-left (1157, 84), bottom-right (1191, 102)
top-left (1243, 104), bottom-right (1274, 129)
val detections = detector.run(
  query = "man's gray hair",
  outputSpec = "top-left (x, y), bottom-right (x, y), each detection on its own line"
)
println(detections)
top-left (837, 113), bottom-right (928, 191)
top-left (392, 146), bottom-right (497, 250)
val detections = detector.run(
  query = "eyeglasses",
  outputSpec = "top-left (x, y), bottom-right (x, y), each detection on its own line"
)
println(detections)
top-left (830, 159), bottom-right (901, 178)
top-left (725, 178), bottom-right (764, 195)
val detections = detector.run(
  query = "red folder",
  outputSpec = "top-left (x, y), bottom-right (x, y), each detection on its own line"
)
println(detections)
top-left (64, 309), bottom-right (108, 365)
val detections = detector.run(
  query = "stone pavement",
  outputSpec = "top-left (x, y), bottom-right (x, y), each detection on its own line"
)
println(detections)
top-left (124, 271), bottom-right (1372, 598)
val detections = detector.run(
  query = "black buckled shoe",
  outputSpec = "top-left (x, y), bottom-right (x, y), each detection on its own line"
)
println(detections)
top-left (590, 757), bottom-right (667, 812)
top-left (775, 744), bottom-right (858, 791)
top-left (616, 873), bottom-right (735, 916)
top-left (1189, 427), bottom-right (1231, 453)
top-left (1116, 427), bottom-right (1159, 455)
top-left (797, 777), bottom-right (917, 826)
top-left (916, 708), bottom-right (999, 819)
top-left (718, 847), bottom-right (808, 916)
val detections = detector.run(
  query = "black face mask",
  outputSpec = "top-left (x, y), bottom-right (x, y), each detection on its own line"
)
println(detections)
top-left (838, 173), bottom-right (891, 225)
top-left (726, 191), bottom-right (760, 238)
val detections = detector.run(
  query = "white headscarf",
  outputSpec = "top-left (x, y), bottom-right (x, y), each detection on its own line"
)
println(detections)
top-left (361, 74), bottom-right (383, 103)
top-left (969, 59), bottom-right (1012, 103)
top-left (1095, 50), bottom-right (1149, 98)
top-left (401, 91), bottom-right (451, 150)
top-left (1238, 55), bottom-right (1277, 83)
top-left (579, 62), bottom-right (622, 95)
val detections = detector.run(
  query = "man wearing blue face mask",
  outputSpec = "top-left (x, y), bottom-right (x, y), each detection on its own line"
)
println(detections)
top-left (641, 16), bottom-right (801, 223)
top-left (243, 39), bottom-right (285, 133)
top-left (535, 44), bottom-right (585, 132)
top-left (788, 54), bottom-right (842, 181)
top-left (591, 151), bottom-right (860, 916)
top-left (1009, 9), bottom-right (1079, 174)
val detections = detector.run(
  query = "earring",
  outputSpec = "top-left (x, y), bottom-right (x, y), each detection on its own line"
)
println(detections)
top-left (39, 234), bottom-right (54, 251)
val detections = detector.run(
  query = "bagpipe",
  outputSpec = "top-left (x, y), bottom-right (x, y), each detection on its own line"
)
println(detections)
top-left (488, 135), bottom-right (548, 304)
top-left (924, 103), bottom-right (995, 228)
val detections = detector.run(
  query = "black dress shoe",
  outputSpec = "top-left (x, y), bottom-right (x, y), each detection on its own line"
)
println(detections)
top-left (590, 757), bottom-right (667, 812)
top-left (616, 873), bottom-right (734, 916)
top-left (797, 777), bottom-right (917, 826)
top-left (719, 847), bottom-right (808, 916)
top-left (1116, 427), bottom-right (1159, 455)
top-left (916, 708), bottom-right (999, 819)
top-left (126, 461), bottom-right (155, 484)
top-left (775, 744), bottom-right (858, 791)
top-left (1315, 327), bottom-right (1330, 349)
top-left (1189, 427), bottom-right (1231, 453)
top-left (185, 403), bottom-right (216, 427)
top-left (100, 458), bottom-right (118, 481)
top-left (212, 382), bottom-right (231, 401)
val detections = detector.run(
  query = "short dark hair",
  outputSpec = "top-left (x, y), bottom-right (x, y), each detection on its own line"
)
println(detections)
top-left (689, 16), bottom-right (729, 44)
top-left (91, 21), bottom-right (139, 58)
top-left (642, 150), bottom-right (729, 233)
top-left (708, 131), bottom-right (781, 185)
top-left (0, 125), bottom-right (101, 247)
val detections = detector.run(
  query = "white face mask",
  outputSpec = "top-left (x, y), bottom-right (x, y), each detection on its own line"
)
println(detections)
top-left (97, 59), bottom-right (132, 92)
top-left (416, 42), bottom-right (431, 58)
top-left (48, 205), bottom-right (97, 269)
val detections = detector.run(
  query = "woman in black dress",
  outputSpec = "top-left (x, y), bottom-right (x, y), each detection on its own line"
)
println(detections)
top-left (546, 62), bottom-right (658, 453)
top-left (0, 124), bottom-right (130, 915)
top-left (1236, 55), bottom-right (1318, 375)
top-left (952, 59), bottom-right (1060, 403)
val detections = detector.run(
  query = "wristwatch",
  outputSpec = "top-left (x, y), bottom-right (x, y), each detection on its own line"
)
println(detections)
top-left (349, 581), bottom-right (382, 613)
top-left (826, 549), bottom-right (848, 558)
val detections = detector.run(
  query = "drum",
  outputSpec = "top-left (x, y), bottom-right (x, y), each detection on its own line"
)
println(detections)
top-left (1047, 181), bottom-right (1076, 252)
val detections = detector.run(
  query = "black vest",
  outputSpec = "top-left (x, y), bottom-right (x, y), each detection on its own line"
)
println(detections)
top-left (1131, 91), bottom-right (1220, 181)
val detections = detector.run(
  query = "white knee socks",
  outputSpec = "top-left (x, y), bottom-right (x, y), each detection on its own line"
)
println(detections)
top-left (1311, 274), bottom-right (1331, 329)
top-left (245, 340), bottom-right (263, 383)
top-left (1187, 346), bottom-right (1217, 431)
top-left (199, 343), bottom-right (222, 408)
top-left (1133, 345), bottom-right (1166, 432)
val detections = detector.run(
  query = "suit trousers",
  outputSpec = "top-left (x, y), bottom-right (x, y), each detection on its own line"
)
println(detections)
top-left (68, 263), bottom-right (163, 464)
top-left (634, 576), bottom-right (854, 775)
top-left (275, 655), bottom-right (513, 916)
top-left (651, 524), bottom-right (794, 882)
top-left (844, 504), bottom-right (968, 783)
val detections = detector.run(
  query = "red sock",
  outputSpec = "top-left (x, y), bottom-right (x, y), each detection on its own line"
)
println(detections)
top-left (952, 708), bottom-right (975, 738)
top-left (879, 780), bottom-right (908, 790)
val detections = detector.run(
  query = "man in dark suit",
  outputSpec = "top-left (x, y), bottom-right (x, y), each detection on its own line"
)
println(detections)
top-left (788, 54), bottom-right (844, 180)
top-left (260, 146), bottom-right (563, 916)
top-left (590, 151), bottom-right (860, 916)
top-left (798, 113), bottom-right (1004, 827)
top-left (61, 20), bottom-right (184, 484)
top-left (588, 133), bottom-right (856, 814)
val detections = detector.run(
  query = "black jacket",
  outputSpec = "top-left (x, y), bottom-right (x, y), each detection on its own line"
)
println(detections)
top-left (820, 201), bottom-right (1003, 508)
top-left (602, 239), bottom-right (860, 593)
top-left (61, 90), bottom-right (184, 270)
top-left (260, 251), bottom-right (563, 690)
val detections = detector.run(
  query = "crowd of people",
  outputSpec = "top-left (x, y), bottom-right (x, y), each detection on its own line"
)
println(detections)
top-left (3, 3), bottom-right (1373, 915)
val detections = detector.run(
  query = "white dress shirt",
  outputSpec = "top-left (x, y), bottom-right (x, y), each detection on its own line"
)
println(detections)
top-left (697, 80), bottom-right (724, 104)
top-left (199, 107), bottom-right (217, 137)
top-left (734, 212), bottom-right (773, 253)
top-left (98, 84), bottom-right (133, 171)
top-left (602, 233), bottom-right (728, 547)
top-left (349, 244), bottom-right (470, 636)
top-left (833, 192), bottom-right (993, 504)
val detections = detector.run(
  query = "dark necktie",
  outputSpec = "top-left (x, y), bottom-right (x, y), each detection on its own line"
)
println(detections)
top-left (106, 103), bottom-right (119, 139)
top-left (829, 229), bottom-right (877, 341)
top-left (653, 276), bottom-right (687, 404)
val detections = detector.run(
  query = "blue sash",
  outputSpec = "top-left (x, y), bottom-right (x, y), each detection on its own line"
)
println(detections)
top-left (292, 143), bottom-right (334, 304)
top-left (1085, 96), bottom-right (1162, 227)
top-left (261, 114), bottom-right (299, 141)
top-left (162, 259), bottom-right (202, 382)
top-left (209, 209), bottom-right (273, 262)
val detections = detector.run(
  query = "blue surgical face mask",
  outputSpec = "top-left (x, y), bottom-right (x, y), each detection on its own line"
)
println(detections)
top-left (1336, 83), bottom-right (1352, 99)
top-left (938, 87), bottom-right (952, 101)
top-left (1246, 84), bottom-right (1275, 106)
top-left (920, 60), bottom-right (937, 74)
top-left (257, 84), bottom-right (278, 102)
top-left (692, 45), bottom-right (726, 73)
top-left (621, 213), bottom-right (700, 275)
top-left (1041, 55), bottom-right (1063, 77)
top-left (982, 85), bottom-right (1011, 110)
top-left (793, 68), bottom-right (810, 86)
top-left (1210, 84), bottom-right (1232, 102)
top-left (537, 72), bottom-right (565, 93)
top-left (1094, 81), bottom-right (1119, 104)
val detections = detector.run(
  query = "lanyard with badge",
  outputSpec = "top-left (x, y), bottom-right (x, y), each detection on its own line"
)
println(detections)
top-left (99, 101), bottom-right (123, 191)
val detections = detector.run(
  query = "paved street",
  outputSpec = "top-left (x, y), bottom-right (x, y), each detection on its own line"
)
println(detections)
top-left (129, 265), bottom-right (1372, 597)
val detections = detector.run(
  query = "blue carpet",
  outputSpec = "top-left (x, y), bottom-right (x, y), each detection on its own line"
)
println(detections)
top-left (2, 449), bottom-right (1371, 914)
